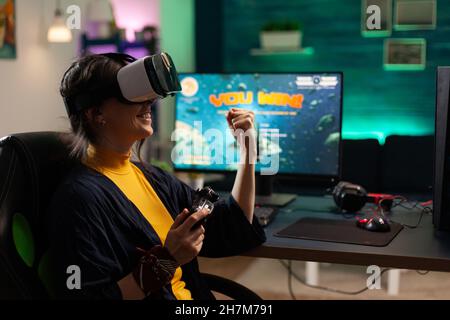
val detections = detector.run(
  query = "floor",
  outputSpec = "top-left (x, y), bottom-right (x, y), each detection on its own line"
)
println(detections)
top-left (198, 256), bottom-right (450, 300)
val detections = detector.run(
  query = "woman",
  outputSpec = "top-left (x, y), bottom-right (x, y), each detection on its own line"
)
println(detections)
top-left (47, 53), bottom-right (266, 300)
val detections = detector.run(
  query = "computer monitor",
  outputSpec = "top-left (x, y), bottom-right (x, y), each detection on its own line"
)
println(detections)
top-left (433, 66), bottom-right (450, 230)
top-left (172, 72), bottom-right (343, 206)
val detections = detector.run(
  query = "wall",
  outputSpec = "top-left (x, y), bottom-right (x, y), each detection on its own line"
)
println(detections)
top-left (0, 0), bottom-right (161, 139)
top-left (0, 0), bottom-right (89, 138)
top-left (221, 0), bottom-right (450, 143)
top-left (159, 0), bottom-right (196, 147)
top-left (110, 0), bottom-right (159, 42)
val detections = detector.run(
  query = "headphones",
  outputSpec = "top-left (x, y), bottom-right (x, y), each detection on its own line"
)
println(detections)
top-left (332, 181), bottom-right (395, 213)
top-left (332, 181), bottom-right (368, 213)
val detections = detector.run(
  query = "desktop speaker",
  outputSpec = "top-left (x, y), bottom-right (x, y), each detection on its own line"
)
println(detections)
top-left (433, 67), bottom-right (450, 230)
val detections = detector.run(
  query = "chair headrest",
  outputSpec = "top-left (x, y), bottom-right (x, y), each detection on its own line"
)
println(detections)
top-left (0, 132), bottom-right (77, 215)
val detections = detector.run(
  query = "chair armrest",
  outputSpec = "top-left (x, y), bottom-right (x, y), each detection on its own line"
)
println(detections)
top-left (200, 273), bottom-right (262, 300)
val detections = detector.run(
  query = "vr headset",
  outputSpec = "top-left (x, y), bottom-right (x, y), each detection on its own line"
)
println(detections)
top-left (64, 52), bottom-right (182, 116)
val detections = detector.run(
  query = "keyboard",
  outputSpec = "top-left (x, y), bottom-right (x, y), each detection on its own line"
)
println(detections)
top-left (254, 206), bottom-right (279, 227)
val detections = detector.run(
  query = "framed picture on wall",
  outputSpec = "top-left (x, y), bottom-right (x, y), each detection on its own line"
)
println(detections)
top-left (361, 0), bottom-right (392, 37)
top-left (394, 0), bottom-right (436, 31)
top-left (0, 0), bottom-right (15, 59)
top-left (384, 38), bottom-right (427, 71)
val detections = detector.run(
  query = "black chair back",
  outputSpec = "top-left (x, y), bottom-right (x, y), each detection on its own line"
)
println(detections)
top-left (0, 132), bottom-right (75, 299)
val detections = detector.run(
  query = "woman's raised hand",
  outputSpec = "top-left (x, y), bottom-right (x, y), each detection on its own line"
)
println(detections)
top-left (226, 108), bottom-right (255, 133)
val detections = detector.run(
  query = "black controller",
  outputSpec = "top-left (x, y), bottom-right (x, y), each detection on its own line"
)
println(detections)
top-left (190, 186), bottom-right (220, 229)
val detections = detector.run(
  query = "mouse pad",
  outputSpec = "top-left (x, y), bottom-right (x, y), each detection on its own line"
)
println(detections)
top-left (275, 217), bottom-right (404, 247)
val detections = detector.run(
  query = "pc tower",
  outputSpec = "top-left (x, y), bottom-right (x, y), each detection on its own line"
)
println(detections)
top-left (433, 67), bottom-right (450, 230)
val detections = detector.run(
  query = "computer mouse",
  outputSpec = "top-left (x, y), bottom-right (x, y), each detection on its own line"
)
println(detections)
top-left (356, 217), bottom-right (391, 232)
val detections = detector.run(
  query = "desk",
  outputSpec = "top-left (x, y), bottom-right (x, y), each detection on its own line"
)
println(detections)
top-left (244, 196), bottom-right (450, 273)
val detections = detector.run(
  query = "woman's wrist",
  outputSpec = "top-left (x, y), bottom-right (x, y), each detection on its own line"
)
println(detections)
top-left (238, 129), bottom-right (257, 165)
top-left (132, 245), bottom-right (180, 296)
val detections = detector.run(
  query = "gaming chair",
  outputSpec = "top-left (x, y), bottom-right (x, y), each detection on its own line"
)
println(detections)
top-left (0, 132), bottom-right (261, 300)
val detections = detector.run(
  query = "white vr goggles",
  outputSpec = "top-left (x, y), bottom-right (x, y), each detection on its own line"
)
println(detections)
top-left (117, 52), bottom-right (181, 103)
top-left (64, 52), bottom-right (182, 116)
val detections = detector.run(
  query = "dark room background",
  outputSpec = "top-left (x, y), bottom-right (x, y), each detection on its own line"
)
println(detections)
top-left (196, 0), bottom-right (450, 144)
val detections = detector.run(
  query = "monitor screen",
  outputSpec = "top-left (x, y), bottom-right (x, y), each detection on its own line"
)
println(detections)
top-left (173, 73), bottom-right (343, 177)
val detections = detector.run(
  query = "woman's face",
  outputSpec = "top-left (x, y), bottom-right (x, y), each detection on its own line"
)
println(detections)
top-left (97, 97), bottom-right (154, 148)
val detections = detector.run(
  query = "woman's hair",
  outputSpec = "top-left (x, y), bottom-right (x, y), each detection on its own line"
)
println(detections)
top-left (60, 53), bottom-right (146, 163)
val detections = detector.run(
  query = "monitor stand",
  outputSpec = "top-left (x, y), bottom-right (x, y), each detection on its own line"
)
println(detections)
top-left (255, 176), bottom-right (297, 207)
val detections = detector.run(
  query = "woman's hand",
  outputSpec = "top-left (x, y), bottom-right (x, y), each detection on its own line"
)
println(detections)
top-left (226, 108), bottom-right (255, 133)
top-left (164, 209), bottom-right (210, 265)
top-left (226, 108), bottom-right (257, 161)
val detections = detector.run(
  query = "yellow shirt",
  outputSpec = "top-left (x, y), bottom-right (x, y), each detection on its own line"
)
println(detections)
top-left (83, 145), bottom-right (192, 300)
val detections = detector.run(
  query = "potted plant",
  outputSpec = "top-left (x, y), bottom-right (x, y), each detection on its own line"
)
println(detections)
top-left (260, 21), bottom-right (303, 50)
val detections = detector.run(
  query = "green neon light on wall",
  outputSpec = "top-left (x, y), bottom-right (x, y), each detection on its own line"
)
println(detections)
top-left (383, 64), bottom-right (426, 71)
top-left (342, 115), bottom-right (433, 144)
top-left (361, 30), bottom-right (392, 38)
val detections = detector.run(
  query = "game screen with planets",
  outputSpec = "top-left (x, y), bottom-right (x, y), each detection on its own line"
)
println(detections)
top-left (173, 73), bottom-right (342, 176)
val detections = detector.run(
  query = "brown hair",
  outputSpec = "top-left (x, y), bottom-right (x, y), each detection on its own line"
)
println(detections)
top-left (59, 53), bottom-right (146, 165)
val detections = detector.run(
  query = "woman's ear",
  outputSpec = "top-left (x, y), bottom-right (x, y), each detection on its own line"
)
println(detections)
top-left (85, 108), bottom-right (106, 127)
top-left (84, 108), bottom-right (95, 122)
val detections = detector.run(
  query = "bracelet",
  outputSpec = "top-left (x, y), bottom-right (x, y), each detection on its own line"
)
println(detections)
top-left (133, 245), bottom-right (180, 296)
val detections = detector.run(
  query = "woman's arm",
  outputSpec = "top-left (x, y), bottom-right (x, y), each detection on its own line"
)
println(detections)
top-left (118, 209), bottom-right (210, 299)
top-left (228, 109), bottom-right (257, 223)
top-left (147, 159), bottom-right (266, 259)
top-left (231, 147), bottom-right (255, 223)
top-left (118, 245), bottom-right (180, 300)
top-left (118, 273), bottom-right (145, 300)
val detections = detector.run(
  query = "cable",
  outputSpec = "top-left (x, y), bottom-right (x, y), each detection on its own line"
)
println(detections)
top-left (287, 261), bottom-right (297, 300)
top-left (282, 260), bottom-right (432, 297)
top-left (416, 270), bottom-right (430, 275)
top-left (381, 196), bottom-right (433, 229)
top-left (378, 195), bottom-right (408, 218)
top-left (397, 201), bottom-right (421, 211)
top-left (396, 207), bottom-right (432, 229)
top-left (373, 196), bottom-right (432, 229)
top-left (280, 260), bottom-right (390, 296)
top-left (342, 212), bottom-right (357, 219)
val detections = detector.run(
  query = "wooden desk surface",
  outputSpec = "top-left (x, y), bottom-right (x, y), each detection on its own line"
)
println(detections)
top-left (243, 196), bottom-right (450, 272)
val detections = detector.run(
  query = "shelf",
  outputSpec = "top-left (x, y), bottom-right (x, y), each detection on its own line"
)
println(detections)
top-left (81, 33), bottom-right (149, 54)
top-left (383, 64), bottom-right (426, 71)
top-left (249, 47), bottom-right (314, 56)
top-left (81, 33), bottom-right (120, 46)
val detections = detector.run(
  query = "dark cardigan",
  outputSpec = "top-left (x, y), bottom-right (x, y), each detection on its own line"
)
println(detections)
top-left (47, 163), bottom-right (266, 300)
